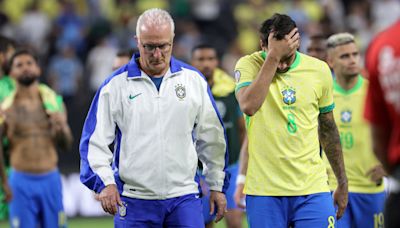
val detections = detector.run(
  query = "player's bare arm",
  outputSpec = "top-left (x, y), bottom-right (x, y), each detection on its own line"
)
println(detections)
top-left (236, 28), bottom-right (299, 116)
top-left (318, 111), bottom-right (348, 219)
top-left (49, 104), bottom-right (73, 150)
top-left (0, 121), bottom-right (11, 202)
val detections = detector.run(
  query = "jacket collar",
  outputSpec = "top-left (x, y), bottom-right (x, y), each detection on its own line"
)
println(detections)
top-left (127, 53), bottom-right (182, 78)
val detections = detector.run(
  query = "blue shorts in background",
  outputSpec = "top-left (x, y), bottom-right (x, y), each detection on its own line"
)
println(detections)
top-left (336, 191), bottom-right (385, 228)
top-left (246, 192), bottom-right (336, 228)
top-left (114, 194), bottom-right (204, 228)
top-left (9, 169), bottom-right (66, 228)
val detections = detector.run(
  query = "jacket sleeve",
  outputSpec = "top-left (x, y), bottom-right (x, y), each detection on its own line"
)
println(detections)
top-left (79, 84), bottom-right (117, 193)
top-left (195, 81), bottom-right (230, 193)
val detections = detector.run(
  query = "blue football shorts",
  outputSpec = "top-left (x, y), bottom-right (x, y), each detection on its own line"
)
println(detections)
top-left (9, 169), bottom-right (66, 228)
top-left (246, 192), bottom-right (336, 228)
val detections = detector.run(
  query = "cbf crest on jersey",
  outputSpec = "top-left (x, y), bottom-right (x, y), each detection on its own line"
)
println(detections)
top-left (281, 86), bottom-right (296, 105)
top-left (175, 84), bottom-right (186, 100)
top-left (341, 110), bottom-right (352, 123)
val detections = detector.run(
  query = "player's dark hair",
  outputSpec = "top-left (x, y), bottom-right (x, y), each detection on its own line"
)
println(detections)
top-left (259, 13), bottom-right (297, 47)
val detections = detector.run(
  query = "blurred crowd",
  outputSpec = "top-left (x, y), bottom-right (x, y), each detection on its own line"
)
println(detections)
top-left (0, 0), bottom-right (399, 173)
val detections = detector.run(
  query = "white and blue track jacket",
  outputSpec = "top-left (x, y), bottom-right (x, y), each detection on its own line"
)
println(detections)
top-left (80, 54), bottom-right (229, 199)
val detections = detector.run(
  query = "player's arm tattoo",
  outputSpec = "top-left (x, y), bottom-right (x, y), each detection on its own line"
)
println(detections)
top-left (318, 111), bottom-right (348, 186)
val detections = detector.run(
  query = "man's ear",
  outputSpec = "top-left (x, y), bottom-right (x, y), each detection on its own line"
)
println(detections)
top-left (259, 39), bottom-right (266, 51)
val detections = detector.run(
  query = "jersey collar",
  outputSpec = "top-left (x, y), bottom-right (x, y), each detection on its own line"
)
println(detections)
top-left (333, 74), bottom-right (364, 95)
top-left (127, 53), bottom-right (182, 78)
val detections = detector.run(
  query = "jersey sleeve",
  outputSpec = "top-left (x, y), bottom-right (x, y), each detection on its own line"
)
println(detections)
top-left (319, 63), bottom-right (335, 113)
top-left (234, 56), bottom-right (258, 94)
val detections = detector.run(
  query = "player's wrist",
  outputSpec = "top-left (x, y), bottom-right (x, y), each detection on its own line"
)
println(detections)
top-left (236, 174), bottom-right (246, 185)
top-left (265, 50), bottom-right (281, 62)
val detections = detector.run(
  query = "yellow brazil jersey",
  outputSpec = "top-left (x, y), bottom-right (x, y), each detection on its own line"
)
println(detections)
top-left (324, 75), bottom-right (384, 193)
top-left (212, 68), bottom-right (236, 97)
top-left (235, 51), bottom-right (334, 196)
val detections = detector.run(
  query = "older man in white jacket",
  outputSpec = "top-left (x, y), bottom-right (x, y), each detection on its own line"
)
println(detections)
top-left (79, 8), bottom-right (229, 228)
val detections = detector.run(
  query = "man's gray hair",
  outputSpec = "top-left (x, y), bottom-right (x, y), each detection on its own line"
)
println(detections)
top-left (327, 33), bottom-right (355, 49)
top-left (136, 8), bottom-right (175, 37)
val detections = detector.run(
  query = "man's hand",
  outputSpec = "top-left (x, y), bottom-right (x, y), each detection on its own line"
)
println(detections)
top-left (98, 184), bottom-right (122, 215)
top-left (333, 183), bottom-right (348, 219)
top-left (49, 111), bottom-right (73, 149)
top-left (233, 183), bottom-right (245, 209)
top-left (2, 182), bottom-right (12, 202)
top-left (366, 165), bottom-right (387, 185)
top-left (209, 191), bottom-right (227, 223)
top-left (267, 28), bottom-right (300, 61)
top-left (49, 112), bottom-right (68, 134)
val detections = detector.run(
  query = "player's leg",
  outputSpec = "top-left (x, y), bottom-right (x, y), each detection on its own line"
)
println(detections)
top-left (114, 196), bottom-right (165, 228)
top-left (292, 192), bottom-right (336, 228)
top-left (164, 194), bottom-right (204, 228)
top-left (350, 192), bottom-right (385, 228)
top-left (8, 170), bottom-right (39, 228)
top-left (225, 163), bottom-right (243, 228)
top-left (246, 195), bottom-right (288, 228)
top-left (40, 170), bottom-right (67, 228)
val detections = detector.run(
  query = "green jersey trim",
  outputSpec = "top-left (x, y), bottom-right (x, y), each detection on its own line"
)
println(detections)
top-left (235, 82), bottom-right (252, 94)
top-left (245, 115), bottom-right (251, 129)
top-left (319, 103), bottom-right (335, 113)
top-left (260, 51), bottom-right (301, 71)
top-left (333, 75), bottom-right (363, 95)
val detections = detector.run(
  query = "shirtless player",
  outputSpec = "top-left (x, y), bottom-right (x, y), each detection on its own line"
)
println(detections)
top-left (0, 49), bottom-right (72, 228)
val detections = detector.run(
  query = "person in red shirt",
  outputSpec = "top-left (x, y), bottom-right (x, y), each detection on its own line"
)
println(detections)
top-left (364, 20), bottom-right (400, 228)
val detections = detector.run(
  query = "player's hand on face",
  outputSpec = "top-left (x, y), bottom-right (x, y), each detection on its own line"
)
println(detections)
top-left (333, 183), bottom-right (348, 219)
top-left (233, 183), bottom-right (246, 209)
top-left (2, 182), bottom-right (12, 202)
top-left (267, 27), bottom-right (300, 61)
top-left (209, 191), bottom-right (227, 223)
top-left (98, 184), bottom-right (122, 215)
top-left (366, 165), bottom-right (387, 185)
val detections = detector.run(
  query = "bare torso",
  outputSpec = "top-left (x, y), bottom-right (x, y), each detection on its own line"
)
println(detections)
top-left (4, 94), bottom-right (58, 173)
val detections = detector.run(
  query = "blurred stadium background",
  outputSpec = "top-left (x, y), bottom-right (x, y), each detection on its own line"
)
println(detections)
top-left (0, 0), bottom-right (399, 226)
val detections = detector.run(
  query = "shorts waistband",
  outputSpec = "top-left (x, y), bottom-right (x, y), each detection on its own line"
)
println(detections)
top-left (11, 168), bottom-right (59, 179)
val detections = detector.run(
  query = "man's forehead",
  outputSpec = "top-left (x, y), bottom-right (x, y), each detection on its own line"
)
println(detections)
top-left (139, 24), bottom-right (172, 39)
top-left (334, 43), bottom-right (358, 53)
top-left (14, 54), bottom-right (35, 62)
top-left (12, 54), bottom-right (37, 67)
